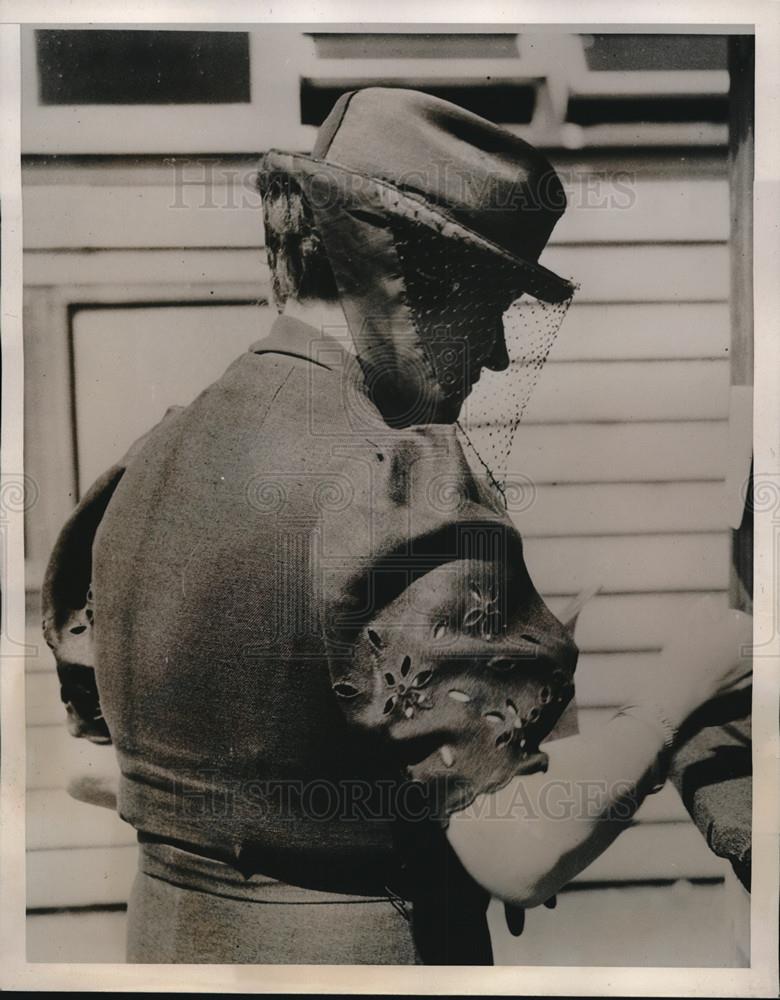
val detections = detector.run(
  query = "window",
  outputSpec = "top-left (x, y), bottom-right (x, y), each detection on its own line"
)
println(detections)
top-left (35, 29), bottom-right (251, 105)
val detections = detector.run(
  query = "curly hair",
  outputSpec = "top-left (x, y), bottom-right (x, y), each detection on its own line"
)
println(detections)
top-left (259, 172), bottom-right (340, 311)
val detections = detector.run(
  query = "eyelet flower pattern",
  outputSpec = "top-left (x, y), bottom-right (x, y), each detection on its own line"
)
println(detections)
top-left (462, 581), bottom-right (503, 640)
top-left (382, 654), bottom-right (434, 719)
top-left (329, 596), bottom-right (569, 823)
top-left (484, 698), bottom-right (531, 749)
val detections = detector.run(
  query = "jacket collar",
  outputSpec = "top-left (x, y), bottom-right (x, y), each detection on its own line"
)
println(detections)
top-left (249, 314), bottom-right (366, 391)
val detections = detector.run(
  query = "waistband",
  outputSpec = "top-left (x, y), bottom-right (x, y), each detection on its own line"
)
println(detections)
top-left (120, 772), bottom-right (412, 896)
top-left (138, 839), bottom-right (407, 908)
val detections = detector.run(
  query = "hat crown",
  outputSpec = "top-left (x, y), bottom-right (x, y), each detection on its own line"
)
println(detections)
top-left (311, 87), bottom-right (566, 263)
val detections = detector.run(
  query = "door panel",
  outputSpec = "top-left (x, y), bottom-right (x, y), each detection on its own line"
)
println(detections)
top-left (72, 303), bottom-right (274, 491)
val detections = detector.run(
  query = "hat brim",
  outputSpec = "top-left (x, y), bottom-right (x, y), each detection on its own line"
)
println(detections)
top-left (260, 150), bottom-right (577, 306)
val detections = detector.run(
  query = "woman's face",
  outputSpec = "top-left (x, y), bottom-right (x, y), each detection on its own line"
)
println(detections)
top-left (423, 311), bottom-right (512, 424)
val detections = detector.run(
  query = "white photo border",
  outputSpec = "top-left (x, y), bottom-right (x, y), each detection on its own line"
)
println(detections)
top-left (2, 2), bottom-right (778, 994)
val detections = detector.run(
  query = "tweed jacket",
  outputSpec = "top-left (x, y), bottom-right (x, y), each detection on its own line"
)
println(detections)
top-left (42, 314), bottom-right (577, 897)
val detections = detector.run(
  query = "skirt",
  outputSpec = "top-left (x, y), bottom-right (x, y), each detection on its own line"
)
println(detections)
top-left (126, 840), bottom-right (421, 964)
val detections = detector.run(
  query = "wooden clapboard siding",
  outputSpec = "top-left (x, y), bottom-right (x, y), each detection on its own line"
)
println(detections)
top-left (23, 181), bottom-right (267, 251)
top-left (486, 882), bottom-right (737, 968)
top-left (21, 175), bottom-right (728, 251)
top-left (524, 533), bottom-right (728, 595)
top-left (23, 243), bottom-right (727, 303)
top-left (24, 160), bottom-right (731, 913)
top-left (540, 244), bottom-right (728, 302)
top-left (28, 724), bottom-right (118, 792)
top-left (550, 303), bottom-right (729, 361)
top-left (28, 790), bottom-right (136, 851)
top-left (503, 421), bottom-right (728, 480)
top-left (514, 482), bottom-right (727, 535)
top-left (576, 825), bottom-right (728, 881)
top-left (27, 670), bottom-right (69, 726)
top-left (27, 846), bottom-right (139, 910)
top-left (546, 592), bottom-right (729, 651)
top-left (475, 361), bottom-right (729, 425)
top-left (23, 248), bottom-right (269, 288)
top-left (551, 179), bottom-right (728, 245)
top-left (24, 622), bottom-right (57, 674)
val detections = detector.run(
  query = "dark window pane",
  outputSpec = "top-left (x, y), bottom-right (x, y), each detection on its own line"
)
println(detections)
top-left (567, 95), bottom-right (728, 125)
top-left (301, 81), bottom-right (535, 127)
top-left (36, 29), bottom-right (250, 105)
top-left (583, 34), bottom-right (728, 72)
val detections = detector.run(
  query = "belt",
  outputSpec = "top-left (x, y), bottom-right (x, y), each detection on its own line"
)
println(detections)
top-left (138, 838), bottom-right (410, 916)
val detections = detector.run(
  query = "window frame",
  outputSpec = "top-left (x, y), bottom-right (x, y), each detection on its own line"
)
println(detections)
top-left (23, 262), bottom-right (269, 589)
top-left (21, 27), bottom-right (732, 155)
top-left (21, 26), bottom-right (318, 154)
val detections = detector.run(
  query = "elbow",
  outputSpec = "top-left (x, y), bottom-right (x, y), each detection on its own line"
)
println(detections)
top-left (501, 834), bottom-right (592, 907)
top-left (497, 868), bottom-right (568, 910)
top-left (449, 822), bottom-right (572, 908)
top-left (447, 803), bottom-right (595, 907)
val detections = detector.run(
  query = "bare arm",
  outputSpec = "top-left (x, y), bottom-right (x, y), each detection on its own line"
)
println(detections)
top-left (447, 598), bottom-right (752, 906)
top-left (447, 711), bottom-right (668, 907)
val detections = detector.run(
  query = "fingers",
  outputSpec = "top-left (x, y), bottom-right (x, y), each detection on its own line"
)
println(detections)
top-left (67, 774), bottom-right (119, 810)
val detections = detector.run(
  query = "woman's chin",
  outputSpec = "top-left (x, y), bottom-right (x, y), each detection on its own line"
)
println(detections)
top-left (433, 395), bottom-right (466, 424)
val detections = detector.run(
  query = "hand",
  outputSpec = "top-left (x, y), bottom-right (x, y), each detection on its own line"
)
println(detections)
top-left (628, 596), bottom-right (753, 729)
top-left (67, 773), bottom-right (119, 811)
top-left (66, 747), bottom-right (121, 811)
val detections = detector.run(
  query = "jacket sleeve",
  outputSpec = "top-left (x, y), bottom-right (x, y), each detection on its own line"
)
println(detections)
top-left (320, 423), bottom-right (579, 821)
top-left (41, 406), bottom-right (184, 743)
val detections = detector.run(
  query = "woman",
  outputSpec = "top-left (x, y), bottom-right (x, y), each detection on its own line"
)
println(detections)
top-left (43, 88), bottom-right (752, 964)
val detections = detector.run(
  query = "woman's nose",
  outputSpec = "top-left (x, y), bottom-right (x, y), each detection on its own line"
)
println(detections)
top-left (484, 330), bottom-right (510, 372)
